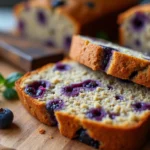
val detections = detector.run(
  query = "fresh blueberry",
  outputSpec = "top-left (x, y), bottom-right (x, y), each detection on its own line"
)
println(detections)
top-left (64, 36), bottom-right (72, 49)
top-left (37, 10), bottom-right (46, 25)
top-left (132, 102), bottom-right (150, 111)
top-left (25, 80), bottom-right (50, 98)
top-left (82, 80), bottom-right (101, 90)
top-left (115, 95), bottom-right (124, 101)
top-left (61, 84), bottom-right (82, 97)
top-left (46, 99), bottom-right (64, 126)
top-left (76, 128), bottom-right (100, 149)
top-left (131, 12), bottom-right (148, 32)
top-left (53, 63), bottom-right (71, 71)
top-left (86, 108), bottom-right (107, 121)
top-left (51, 0), bottom-right (66, 8)
top-left (86, 2), bottom-right (95, 8)
top-left (0, 108), bottom-right (14, 129)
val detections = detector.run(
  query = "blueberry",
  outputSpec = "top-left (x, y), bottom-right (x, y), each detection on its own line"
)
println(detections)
top-left (45, 40), bottom-right (55, 47)
top-left (86, 108), bottom-right (107, 121)
top-left (53, 63), bottom-right (71, 71)
top-left (132, 102), bottom-right (150, 111)
top-left (115, 95), bottom-right (124, 101)
top-left (0, 108), bottom-right (14, 129)
top-left (101, 46), bottom-right (114, 71)
top-left (64, 36), bottom-right (72, 49)
top-left (107, 85), bottom-right (113, 90)
top-left (82, 80), bottom-right (100, 90)
top-left (51, 0), bottom-right (66, 8)
top-left (25, 80), bottom-right (50, 98)
top-left (108, 112), bottom-right (119, 119)
top-left (135, 39), bottom-right (141, 47)
top-left (18, 20), bottom-right (25, 33)
top-left (61, 84), bottom-right (81, 97)
top-left (76, 128), bottom-right (99, 149)
top-left (86, 2), bottom-right (95, 8)
top-left (37, 10), bottom-right (46, 25)
top-left (131, 12), bottom-right (148, 32)
top-left (46, 99), bottom-right (64, 126)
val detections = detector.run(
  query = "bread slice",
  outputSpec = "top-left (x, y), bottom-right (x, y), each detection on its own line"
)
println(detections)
top-left (16, 60), bottom-right (150, 150)
top-left (70, 35), bottom-right (150, 88)
top-left (14, 0), bottom-right (138, 49)
top-left (118, 4), bottom-right (150, 55)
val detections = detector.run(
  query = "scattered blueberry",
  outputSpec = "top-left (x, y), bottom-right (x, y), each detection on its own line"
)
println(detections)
top-left (51, 0), bottom-right (66, 8)
top-left (86, 108), bottom-right (107, 121)
top-left (37, 10), bottom-right (46, 25)
top-left (132, 102), bottom-right (150, 111)
top-left (46, 99), bottom-right (64, 126)
top-left (86, 2), bottom-right (95, 8)
top-left (131, 12), bottom-right (148, 32)
top-left (53, 63), bottom-right (71, 71)
top-left (61, 84), bottom-right (81, 97)
top-left (0, 108), bottom-right (14, 129)
top-left (76, 128), bottom-right (100, 149)
top-left (64, 36), bottom-right (72, 49)
top-left (25, 80), bottom-right (50, 98)
top-left (115, 95), bottom-right (124, 101)
top-left (108, 112), bottom-right (119, 119)
top-left (82, 80), bottom-right (101, 90)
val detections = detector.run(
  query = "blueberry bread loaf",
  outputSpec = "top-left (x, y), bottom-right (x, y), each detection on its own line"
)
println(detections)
top-left (70, 35), bottom-right (150, 88)
top-left (118, 4), bottom-right (150, 55)
top-left (14, 0), bottom-right (138, 49)
top-left (16, 60), bottom-right (150, 150)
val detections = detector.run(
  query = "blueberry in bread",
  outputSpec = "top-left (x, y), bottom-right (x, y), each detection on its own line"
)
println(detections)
top-left (118, 4), bottom-right (150, 55)
top-left (16, 60), bottom-right (150, 150)
top-left (14, 0), bottom-right (138, 49)
top-left (70, 35), bottom-right (150, 88)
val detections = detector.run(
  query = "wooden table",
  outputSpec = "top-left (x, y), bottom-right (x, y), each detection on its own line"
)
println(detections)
top-left (0, 59), bottom-right (150, 150)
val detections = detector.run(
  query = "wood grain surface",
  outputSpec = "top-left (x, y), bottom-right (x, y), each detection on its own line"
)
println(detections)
top-left (0, 59), bottom-right (150, 150)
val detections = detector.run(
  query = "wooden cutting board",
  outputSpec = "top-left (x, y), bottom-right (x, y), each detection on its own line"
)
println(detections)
top-left (1, 59), bottom-right (150, 150)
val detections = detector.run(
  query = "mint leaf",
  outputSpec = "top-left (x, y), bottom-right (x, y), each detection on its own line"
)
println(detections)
top-left (5, 72), bottom-right (23, 88)
top-left (0, 73), bottom-right (5, 85)
top-left (3, 88), bottom-right (18, 100)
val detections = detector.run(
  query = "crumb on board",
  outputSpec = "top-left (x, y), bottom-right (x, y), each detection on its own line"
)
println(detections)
top-left (39, 129), bottom-right (46, 134)
top-left (50, 135), bottom-right (54, 139)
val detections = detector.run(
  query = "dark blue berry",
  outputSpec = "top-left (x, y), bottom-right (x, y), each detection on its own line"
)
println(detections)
top-left (61, 84), bottom-right (81, 97)
top-left (135, 39), bottom-right (141, 47)
top-left (37, 10), bottom-right (46, 25)
top-left (82, 80), bottom-right (100, 90)
top-left (51, 0), bottom-right (65, 8)
top-left (76, 129), bottom-right (99, 149)
top-left (107, 85), bottom-right (113, 90)
top-left (86, 108), bottom-right (107, 121)
top-left (108, 112), bottom-right (119, 119)
top-left (131, 12), bottom-right (148, 32)
top-left (132, 102), bottom-right (150, 111)
top-left (53, 63), bottom-right (71, 71)
top-left (86, 2), bottom-right (95, 8)
top-left (25, 80), bottom-right (50, 98)
top-left (0, 108), bottom-right (14, 129)
top-left (46, 99), bottom-right (64, 126)
top-left (115, 95), bottom-right (124, 101)
top-left (45, 40), bottom-right (55, 47)
top-left (18, 20), bottom-right (25, 33)
top-left (64, 36), bottom-right (72, 49)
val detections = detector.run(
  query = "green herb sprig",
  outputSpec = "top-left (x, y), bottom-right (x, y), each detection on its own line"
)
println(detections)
top-left (0, 72), bottom-right (23, 100)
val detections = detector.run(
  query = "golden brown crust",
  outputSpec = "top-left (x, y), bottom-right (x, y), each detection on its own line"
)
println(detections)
top-left (70, 35), bottom-right (150, 88)
top-left (118, 4), bottom-right (150, 25)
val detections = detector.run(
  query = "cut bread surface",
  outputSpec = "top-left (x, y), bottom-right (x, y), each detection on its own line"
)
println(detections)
top-left (16, 60), bottom-right (150, 150)
top-left (70, 35), bottom-right (150, 88)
